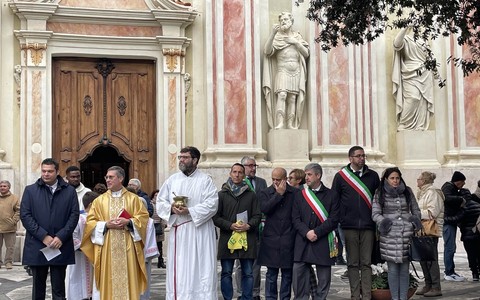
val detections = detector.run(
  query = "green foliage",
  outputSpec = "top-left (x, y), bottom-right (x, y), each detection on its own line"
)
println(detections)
top-left (303, 0), bottom-right (480, 84)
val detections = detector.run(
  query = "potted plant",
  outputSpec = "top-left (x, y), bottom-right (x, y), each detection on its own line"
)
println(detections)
top-left (371, 263), bottom-right (419, 300)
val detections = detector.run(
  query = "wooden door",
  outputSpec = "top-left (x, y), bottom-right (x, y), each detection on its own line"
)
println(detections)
top-left (52, 58), bottom-right (157, 194)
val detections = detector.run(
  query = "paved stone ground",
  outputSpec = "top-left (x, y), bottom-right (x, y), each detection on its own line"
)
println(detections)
top-left (1, 233), bottom-right (479, 300)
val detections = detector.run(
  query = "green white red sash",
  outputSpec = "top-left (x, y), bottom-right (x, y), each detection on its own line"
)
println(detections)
top-left (339, 167), bottom-right (373, 209)
top-left (302, 188), bottom-right (338, 258)
top-left (244, 177), bottom-right (254, 192)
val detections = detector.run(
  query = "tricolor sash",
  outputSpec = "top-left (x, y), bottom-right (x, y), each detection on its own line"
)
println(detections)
top-left (244, 177), bottom-right (254, 192)
top-left (302, 188), bottom-right (338, 258)
top-left (339, 167), bottom-right (373, 209)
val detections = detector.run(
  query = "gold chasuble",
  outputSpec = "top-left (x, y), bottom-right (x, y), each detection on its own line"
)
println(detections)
top-left (81, 188), bottom-right (149, 300)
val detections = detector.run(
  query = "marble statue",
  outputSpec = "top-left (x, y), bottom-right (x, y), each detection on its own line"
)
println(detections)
top-left (392, 27), bottom-right (434, 131)
top-left (263, 12), bottom-right (309, 130)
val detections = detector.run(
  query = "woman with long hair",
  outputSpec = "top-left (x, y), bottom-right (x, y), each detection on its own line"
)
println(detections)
top-left (372, 167), bottom-right (421, 300)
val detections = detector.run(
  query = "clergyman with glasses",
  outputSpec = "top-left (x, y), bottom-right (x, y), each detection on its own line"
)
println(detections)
top-left (81, 165), bottom-right (149, 299)
top-left (331, 146), bottom-right (380, 300)
top-left (156, 146), bottom-right (219, 300)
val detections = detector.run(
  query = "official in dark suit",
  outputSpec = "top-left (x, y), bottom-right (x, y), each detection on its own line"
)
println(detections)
top-left (21, 158), bottom-right (79, 300)
top-left (292, 163), bottom-right (339, 300)
top-left (257, 168), bottom-right (297, 300)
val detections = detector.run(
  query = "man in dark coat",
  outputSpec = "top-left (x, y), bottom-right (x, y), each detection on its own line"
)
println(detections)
top-left (441, 171), bottom-right (467, 281)
top-left (331, 145), bottom-right (380, 300)
top-left (236, 156), bottom-right (267, 300)
top-left (20, 158), bottom-right (79, 300)
top-left (292, 163), bottom-right (339, 300)
top-left (213, 163), bottom-right (262, 300)
top-left (257, 167), bottom-right (297, 300)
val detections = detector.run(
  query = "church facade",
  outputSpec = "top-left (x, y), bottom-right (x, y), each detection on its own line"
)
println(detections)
top-left (1, 0), bottom-right (480, 197)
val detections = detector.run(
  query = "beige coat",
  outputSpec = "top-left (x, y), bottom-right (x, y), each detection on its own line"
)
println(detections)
top-left (0, 192), bottom-right (20, 233)
top-left (417, 183), bottom-right (445, 236)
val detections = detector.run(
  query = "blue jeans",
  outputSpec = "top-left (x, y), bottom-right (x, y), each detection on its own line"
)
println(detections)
top-left (221, 259), bottom-right (254, 300)
top-left (265, 267), bottom-right (292, 300)
top-left (443, 224), bottom-right (457, 275)
top-left (387, 261), bottom-right (409, 300)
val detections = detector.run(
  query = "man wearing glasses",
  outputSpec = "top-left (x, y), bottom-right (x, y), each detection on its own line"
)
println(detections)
top-left (156, 146), bottom-right (219, 300)
top-left (331, 146), bottom-right (380, 300)
top-left (235, 156), bottom-right (267, 300)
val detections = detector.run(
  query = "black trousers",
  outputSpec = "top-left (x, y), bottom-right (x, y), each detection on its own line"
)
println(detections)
top-left (31, 265), bottom-right (67, 300)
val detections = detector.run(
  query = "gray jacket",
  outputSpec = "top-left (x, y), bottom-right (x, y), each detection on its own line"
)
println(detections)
top-left (372, 182), bottom-right (421, 263)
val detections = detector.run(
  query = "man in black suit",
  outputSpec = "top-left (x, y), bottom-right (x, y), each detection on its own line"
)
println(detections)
top-left (292, 163), bottom-right (339, 300)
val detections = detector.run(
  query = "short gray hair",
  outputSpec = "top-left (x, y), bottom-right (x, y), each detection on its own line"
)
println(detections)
top-left (304, 163), bottom-right (322, 176)
top-left (0, 180), bottom-right (11, 188)
top-left (241, 156), bottom-right (255, 165)
top-left (128, 178), bottom-right (141, 188)
top-left (107, 166), bottom-right (125, 179)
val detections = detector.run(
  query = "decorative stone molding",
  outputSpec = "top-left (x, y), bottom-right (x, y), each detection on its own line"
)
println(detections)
top-left (20, 43), bottom-right (47, 66)
top-left (14, 65), bottom-right (22, 106)
top-left (162, 48), bottom-right (185, 72)
top-left (147, 0), bottom-right (195, 11)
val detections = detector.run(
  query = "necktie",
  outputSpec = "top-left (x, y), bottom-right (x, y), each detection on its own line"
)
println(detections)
top-left (51, 186), bottom-right (55, 194)
top-left (250, 177), bottom-right (255, 189)
top-left (354, 171), bottom-right (361, 178)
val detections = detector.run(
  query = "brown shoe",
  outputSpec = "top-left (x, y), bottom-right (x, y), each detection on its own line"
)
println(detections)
top-left (416, 286), bottom-right (431, 295)
top-left (424, 288), bottom-right (442, 297)
top-left (5, 263), bottom-right (13, 269)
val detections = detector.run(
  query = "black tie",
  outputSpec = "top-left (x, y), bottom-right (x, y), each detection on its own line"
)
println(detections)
top-left (250, 177), bottom-right (255, 189)
top-left (354, 171), bottom-right (361, 178)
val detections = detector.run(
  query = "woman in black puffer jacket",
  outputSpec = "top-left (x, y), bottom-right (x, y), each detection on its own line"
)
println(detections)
top-left (458, 190), bottom-right (480, 281)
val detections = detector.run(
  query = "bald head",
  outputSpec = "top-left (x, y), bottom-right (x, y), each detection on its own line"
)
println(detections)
top-left (272, 167), bottom-right (287, 179)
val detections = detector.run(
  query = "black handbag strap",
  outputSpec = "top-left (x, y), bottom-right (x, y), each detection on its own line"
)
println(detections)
top-left (410, 261), bottom-right (425, 279)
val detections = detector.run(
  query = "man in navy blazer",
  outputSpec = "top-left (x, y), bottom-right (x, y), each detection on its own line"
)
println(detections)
top-left (21, 158), bottom-right (79, 300)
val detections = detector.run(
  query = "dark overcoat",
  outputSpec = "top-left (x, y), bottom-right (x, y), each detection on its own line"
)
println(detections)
top-left (292, 183), bottom-right (339, 266)
top-left (21, 176), bottom-right (79, 265)
top-left (213, 183), bottom-right (261, 260)
top-left (257, 184), bottom-right (297, 268)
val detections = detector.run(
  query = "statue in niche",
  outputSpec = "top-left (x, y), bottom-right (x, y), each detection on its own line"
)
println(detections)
top-left (263, 12), bottom-right (309, 130)
top-left (393, 27), bottom-right (434, 131)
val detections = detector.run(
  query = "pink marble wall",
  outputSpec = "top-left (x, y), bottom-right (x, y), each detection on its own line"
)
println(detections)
top-left (168, 77), bottom-right (177, 170)
top-left (32, 71), bottom-right (43, 172)
top-left (212, 2), bottom-right (218, 144)
top-left (59, 0), bottom-right (149, 10)
top-left (222, 0), bottom-right (247, 144)
top-left (47, 22), bottom-right (162, 37)
top-left (327, 46), bottom-right (351, 145)
top-left (463, 46), bottom-right (480, 147)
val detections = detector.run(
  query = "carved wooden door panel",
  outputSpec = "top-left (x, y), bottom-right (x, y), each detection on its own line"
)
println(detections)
top-left (52, 58), bottom-right (157, 193)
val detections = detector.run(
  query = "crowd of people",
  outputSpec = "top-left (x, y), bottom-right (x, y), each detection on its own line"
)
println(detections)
top-left (1, 145), bottom-right (480, 300)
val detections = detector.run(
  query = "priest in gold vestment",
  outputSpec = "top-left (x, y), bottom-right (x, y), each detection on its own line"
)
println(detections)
top-left (81, 166), bottom-right (149, 300)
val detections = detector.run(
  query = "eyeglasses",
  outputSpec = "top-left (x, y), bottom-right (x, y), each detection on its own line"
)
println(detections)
top-left (177, 155), bottom-right (192, 160)
top-left (350, 154), bottom-right (367, 159)
top-left (104, 175), bottom-right (116, 180)
top-left (244, 164), bottom-right (258, 168)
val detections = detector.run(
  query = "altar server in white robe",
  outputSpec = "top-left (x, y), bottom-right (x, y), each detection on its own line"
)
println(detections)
top-left (67, 191), bottom-right (99, 300)
top-left (157, 146), bottom-right (219, 300)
